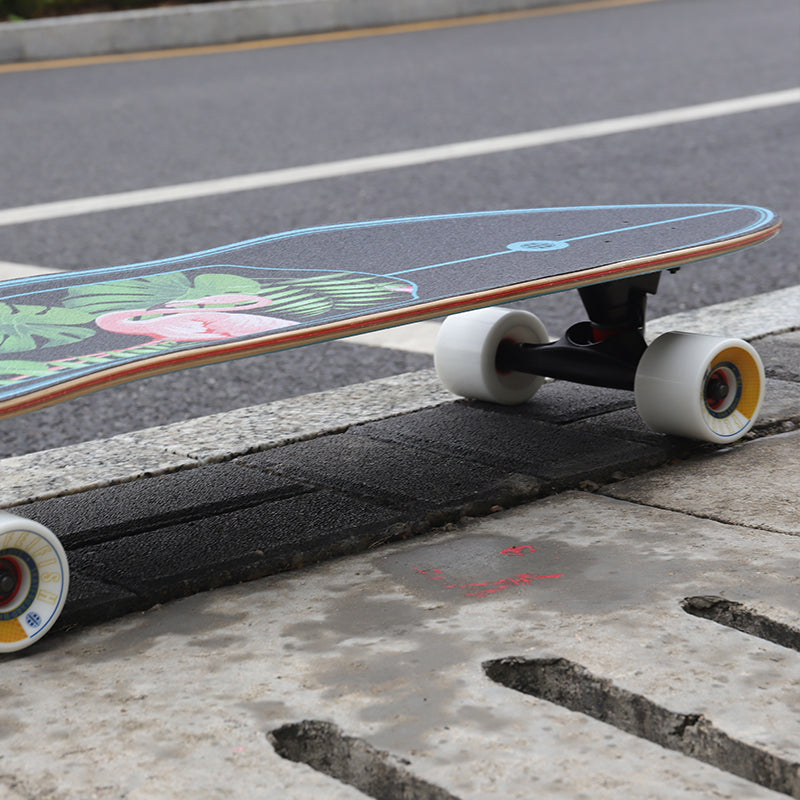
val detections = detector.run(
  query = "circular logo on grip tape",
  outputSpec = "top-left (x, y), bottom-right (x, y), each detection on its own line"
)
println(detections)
top-left (507, 240), bottom-right (570, 252)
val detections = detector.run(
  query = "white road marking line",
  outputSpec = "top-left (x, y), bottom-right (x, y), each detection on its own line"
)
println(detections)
top-left (344, 285), bottom-right (800, 354)
top-left (345, 321), bottom-right (442, 354)
top-left (1, 88), bottom-right (797, 228)
top-left (0, 261), bottom-right (61, 280)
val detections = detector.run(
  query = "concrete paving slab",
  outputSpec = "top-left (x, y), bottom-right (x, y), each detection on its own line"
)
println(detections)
top-left (124, 369), bottom-right (451, 463)
top-left (3, 483), bottom-right (800, 798)
top-left (647, 285), bottom-right (800, 343)
top-left (65, 488), bottom-right (405, 604)
top-left (481, 379), bottom-right (636, 424)
top-left (241, 432), bottom-right (542, 511)
top-left (18, 460), bottom-right (311, 548)
top-left (751, 377), bottom-right (800, 432)
top-left (603, 429), bottom-right (800, 535)
top-left (351, 403), bottom-right (666, 486)
top-left (0, 434), bottom-right (197, 506)
top-left (760, 330), bottom-right (800, 384)
top-left (0, 280), bottom-right (795, 795)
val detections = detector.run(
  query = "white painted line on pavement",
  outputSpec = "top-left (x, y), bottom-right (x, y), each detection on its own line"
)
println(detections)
top-left (0, 261), bottom-right (61, 280)
top-left (1, 88), bottom-right (797, 227)
top-left (346, 320), bottom-right (442, 354)
top-left (345, 284), bottom-right (800, 354)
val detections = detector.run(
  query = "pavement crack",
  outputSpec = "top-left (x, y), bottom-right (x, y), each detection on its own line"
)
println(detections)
top-left (268, 720), bottom-right (461, 800)
top-left (483, 656), bottom-right (800, 797)
top-left (682, 596), bottom-right (800, 652)
top-left (600, 493), bottom-right (795, 537)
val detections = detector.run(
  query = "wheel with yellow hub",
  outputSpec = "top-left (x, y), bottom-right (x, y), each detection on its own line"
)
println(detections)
top-left (0, 512), bottom-right (68, 653)
top-left (634, 332), bottom-right (765, 444)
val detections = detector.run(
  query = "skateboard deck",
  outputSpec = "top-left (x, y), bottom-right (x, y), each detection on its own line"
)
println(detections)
top-left (0, 203), bottom-right (779, 420)
top-left (0, 203), bottom-right (781, 652)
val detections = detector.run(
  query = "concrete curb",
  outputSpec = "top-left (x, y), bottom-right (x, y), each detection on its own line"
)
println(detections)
top-left (0, 0), bottom-right (586, 63)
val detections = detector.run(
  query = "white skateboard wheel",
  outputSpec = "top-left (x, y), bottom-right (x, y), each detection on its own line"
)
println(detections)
top-left (0, 512), bottom-right (69, 652)
top-left (434, 307), bottom-right (549, 405)
top-left (634, 331), bottom-right (765, 443)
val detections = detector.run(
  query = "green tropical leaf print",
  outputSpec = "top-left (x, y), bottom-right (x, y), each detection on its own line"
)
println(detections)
top-left (0, 359), bottom-right (58, 380)
top-left (0, 304), bottom-right (97, 354)
top-left (61, 270), bottom-right (415, 320)
top-left (0, 340), bottom-right (183, 387)
top-left (257, 273), bottom-right (415, 318)
top-left (193, 273), bottom-right (263, 298)
top-left (63, 273), bottom-right (264, 315)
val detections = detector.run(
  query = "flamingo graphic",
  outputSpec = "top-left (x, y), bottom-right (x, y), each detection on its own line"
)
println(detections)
top-left (95, 294), bottom-right (294, 342)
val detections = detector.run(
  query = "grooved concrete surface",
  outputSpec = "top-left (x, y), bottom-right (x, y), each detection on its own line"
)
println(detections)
top-left (1, 325), bottom-right (799, 798)
top-left (3, 439), bottom-right (800, 798)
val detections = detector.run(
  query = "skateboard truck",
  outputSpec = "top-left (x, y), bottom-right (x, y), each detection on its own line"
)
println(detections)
top-left (495, 274), bottom-right (658, 391)
top-left (434, 276), bottom-right (766, 447)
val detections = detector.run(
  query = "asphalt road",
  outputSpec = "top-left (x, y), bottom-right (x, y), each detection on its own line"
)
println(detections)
top-left (0, 0), bottom-right (797, 456)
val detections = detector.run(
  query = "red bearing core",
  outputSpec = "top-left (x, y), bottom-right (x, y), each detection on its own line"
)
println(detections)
top-left (0, 557), bottom-right (22, 606)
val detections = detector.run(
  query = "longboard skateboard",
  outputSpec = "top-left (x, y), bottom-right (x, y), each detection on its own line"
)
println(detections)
top-left (0, 203), bottom-right (781, 651)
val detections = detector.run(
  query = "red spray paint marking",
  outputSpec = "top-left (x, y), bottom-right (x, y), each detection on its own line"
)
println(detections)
top-left (457, 573), bottom-right (563, 599)
top-left (414, 545), bottom-right (562, 599)
top-left (501, 545), bottom-right (537, 557)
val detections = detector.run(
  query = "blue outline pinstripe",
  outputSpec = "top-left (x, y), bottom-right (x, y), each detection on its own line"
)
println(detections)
top-left (387, 205), bottom-right (774, 276)
top-left (0, 265), bottom-right (419, 303)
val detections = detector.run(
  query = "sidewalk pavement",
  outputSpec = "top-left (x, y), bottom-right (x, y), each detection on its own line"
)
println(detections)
top-left (3, 2), bottom-right (799, 795)
top-left (0, 288), bottom-right (799, 798)
top-left (0, 0), bottom-right (591, 63)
